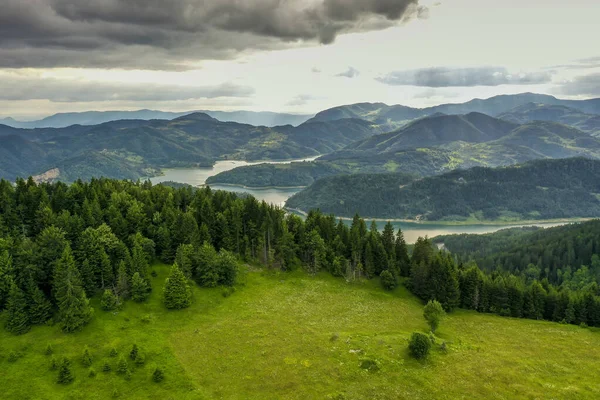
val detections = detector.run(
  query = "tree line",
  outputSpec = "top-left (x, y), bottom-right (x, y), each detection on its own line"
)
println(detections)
top-left (0, 177), bottom-right (599, 336)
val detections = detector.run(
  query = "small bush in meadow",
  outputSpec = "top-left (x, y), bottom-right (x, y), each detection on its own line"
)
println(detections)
top-left (408, 332), bottom-right (431, 360)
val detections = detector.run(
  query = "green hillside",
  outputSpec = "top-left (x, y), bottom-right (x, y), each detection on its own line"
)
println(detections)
top-left (285, 158), bottom-right (600, 222)
top-left (0, 115), bottom-right (378, 182)
top-left (2, 266), bottom-right (600, 400)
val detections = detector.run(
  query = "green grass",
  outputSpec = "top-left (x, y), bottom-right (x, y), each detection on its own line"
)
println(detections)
top-left (1, 264), bottom-right (600, 399)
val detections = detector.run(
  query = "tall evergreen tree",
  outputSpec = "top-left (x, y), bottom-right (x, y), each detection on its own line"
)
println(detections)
top-left (5, 281), bottom-right (31, 335)
top-left (131, 272), bottom-right (151, 302)
top-left (115, 261), bottom-right (130, 301)
top-left (26, 276), bottom-right (52, 325)
top-left (53, 246), bottom-right (93, 333)
top-left (57, 357), bottom-right (74, 384)
top-left (0, 251), bottom-right (14, 311)
top-left (163, 263), bottom-right (192, 309)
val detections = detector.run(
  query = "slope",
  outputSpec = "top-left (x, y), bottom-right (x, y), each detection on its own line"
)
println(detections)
top-left (286, 158), bottom-right (600, 222)
top-left (1, 265), bottom-right (599, 400)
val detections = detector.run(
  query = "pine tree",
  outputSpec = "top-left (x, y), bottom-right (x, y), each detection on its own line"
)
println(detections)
top-left (110, 347), bottom-right (118, 357)
top-left (57, 357), bottom-right (74, 384)
top-left (82, 346), bottom-right (93, 367)
top-left (134, 352), bottom-right (145, 366)
top-left (102, 361), bottom-right (112, 372)
top-left (101, 290), bottom-right (118, 311)
top-left (395, 228), bottom-right (411, 277)
top-left (80, 259), bottom-right (96, 297)
top-left (50, 356), bottom-right (59, 370)
top-left (53, 245), bottom-right (93, 333)
top-left (26, 276), bottom-right (52, 325)
top-left (163, 263), bottom-right (192, 310)
top-left (131, 272), bottom-right (151, 302)
top-left (45, 344), bottom-right (54, 355)
top-left (5, 282), bottom-right (31, 335)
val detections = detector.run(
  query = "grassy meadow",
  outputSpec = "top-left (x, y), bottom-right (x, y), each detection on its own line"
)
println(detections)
top-left (1, 263), bottom-right (599, 399)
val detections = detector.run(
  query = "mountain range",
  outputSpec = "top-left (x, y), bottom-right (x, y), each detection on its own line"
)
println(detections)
top-left (0, 113), bottom-right (378, 182)
top-left (1, 92), bottom-right (600, 184)
top-left (0, 109), bottom-right (312, 129)
top-left (209, 110), bottom-right (600, 187)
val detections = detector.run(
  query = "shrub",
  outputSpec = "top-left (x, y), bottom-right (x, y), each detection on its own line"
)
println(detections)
top-left (45, 344), bottom-right (54, 355)
top-left (380, 270), bottom-right (397, 291)
top-left (109, 347), bottom-right (118, 357)
top-left (130, 344), bottom-right (139, 360)
top-left (88, 368), bottom-right (97, 378)
top-left (408, 332), bottom-right (431, 359)
top-left (135, 352), bottom-right (146, 366)
top-left (359, 358), bottom-right (380, 372)
top-left (102, 361), bottom-right (112, 372)
top-left (8, 351), bottom-right (18, 363)
top-left (423, 300), bottom-right (446, 333)
top-left (116, 356), bottom-right (128, 374)
top-left (152, 367), bottom-right (164, 382)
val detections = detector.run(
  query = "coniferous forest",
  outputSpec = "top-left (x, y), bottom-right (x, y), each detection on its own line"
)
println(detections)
top-left (1, 177), bottom-right (599, 339)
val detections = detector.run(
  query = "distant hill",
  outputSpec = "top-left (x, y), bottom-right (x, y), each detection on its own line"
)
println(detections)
top-left (0, 109), bottom-right (312, 129)
top-left (308, 93), bottom-right (600, 131)
top-left (0, 114), bottom-right (377, 182)
top-left (285, 158), bottom-right (600, 222)
top-left (498, 103), bottom-right (600, 136)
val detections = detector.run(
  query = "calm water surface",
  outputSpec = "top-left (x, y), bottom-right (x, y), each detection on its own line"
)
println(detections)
top-left (150, 159), bottom-right (568, 243)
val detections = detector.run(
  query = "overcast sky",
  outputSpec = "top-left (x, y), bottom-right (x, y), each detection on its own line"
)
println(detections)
top-left (1, 0), bottom-right (599, 119)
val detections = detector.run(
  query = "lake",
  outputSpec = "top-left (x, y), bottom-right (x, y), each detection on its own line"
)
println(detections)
top-left (149, 159), bottom-right (569, 243)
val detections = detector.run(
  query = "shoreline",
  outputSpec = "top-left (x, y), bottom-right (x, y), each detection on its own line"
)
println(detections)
top-left (205, 182), bottom-right (307, 190)
top-left (284, 208), bottom-right (594, 226)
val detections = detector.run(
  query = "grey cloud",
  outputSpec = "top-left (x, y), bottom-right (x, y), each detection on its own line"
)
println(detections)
top-left (286, 94), bottom-right (319, 106)
top-left (0, 75), bottom-right (254, 102)
top-left (376, 67), bottom-right (553, 87)
top-left (1, 0), bottom-right (425, 69)
top-left (556, 73), bottom-right (600, 97)
top-left (336, 67), bottom-right (360, 78)
top-left (549, 56), bottom-right (600, 70)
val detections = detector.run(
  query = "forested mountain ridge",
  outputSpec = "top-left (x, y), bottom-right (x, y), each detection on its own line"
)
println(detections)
top-left (308, 93), bottom-right (600, 131)
top-left (285, 158), bottom-right (600, 221)
top-left (0, 114), bottom-right (378, 182)
top-left (433, 219), bottom-right (600, 288)
top-left (210, 114), bottom-right (600, 188)
top-left (498, 103), bottom-right (600, 136)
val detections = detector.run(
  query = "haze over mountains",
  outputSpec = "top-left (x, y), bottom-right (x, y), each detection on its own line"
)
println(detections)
top-left (0, 110), bottom-right (312, 129)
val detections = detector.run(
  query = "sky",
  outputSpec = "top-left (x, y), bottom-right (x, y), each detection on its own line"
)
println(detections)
top-left (1, 0), bottom-right (599, 120)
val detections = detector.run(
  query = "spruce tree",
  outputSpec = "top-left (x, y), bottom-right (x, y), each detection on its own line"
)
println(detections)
top-left (131, 272), bottom-right (150, 302)
top-left (82, 346), bottom-right (93, 367)
top-left (45, 344), bottom-right (54, 355)
top-left (102, 361), bottom-right (112, 372)
top-left (163, 263), bottom-right (192, 310)
top-left (100, 250), bottom-right (114, 289)
top-left (130, 243), bottom-right (148, 278)
top-left (0, 251), bottom-right (13, 311)
top-left (101, 290), bottom-right (118, 311)
top-left (129, 344), bottom-right (139, 360)
top-left (5, 282), bottom-right (31, 335)
top-left (26, 276), bottom-right (52, 325)
top-left (110, 347), bottom-right (118, 357)
top-left (53, 245), bottom-right (93, 333)
top-left (116, 356), bottom-right (128, 374)
top-left (115, 261), bottom-right (130, 300)
top-left (57, 357), bottom-right (74, 384)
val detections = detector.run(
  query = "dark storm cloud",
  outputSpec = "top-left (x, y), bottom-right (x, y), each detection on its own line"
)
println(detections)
top-left (557, 73), bottom-right (600, 97)
top-left (336, 67), bottom-right (360, 78)
top-left (0, 0), bottom-right (426, 69)
top-left (376, 67), bottom-right (553, 87)
top-left (0, 75), bottom-right (254, 102)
